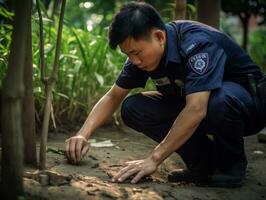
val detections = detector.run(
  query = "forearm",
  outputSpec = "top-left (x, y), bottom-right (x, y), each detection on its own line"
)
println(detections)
top-left (77, 93), bottom-right (122, 139)
top-left (150, 106), bottom-right (206, 165)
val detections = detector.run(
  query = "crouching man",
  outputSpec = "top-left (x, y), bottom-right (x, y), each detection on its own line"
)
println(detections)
top-left (65, 2), bottom-right (266, 187)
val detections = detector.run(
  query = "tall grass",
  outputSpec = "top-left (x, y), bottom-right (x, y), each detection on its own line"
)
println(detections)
top-left (0, 17), bottom-right (13, 88)
top-left (31, 16), bottom-right (127, 125)
top-left (0, 9), bottom-right (153, 128)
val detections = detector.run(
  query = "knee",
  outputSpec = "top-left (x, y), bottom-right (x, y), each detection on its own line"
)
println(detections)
top-left (207, 91), bottom-right (236, 125)
top-left (208, 91), bottom-right (228, 113)
top-left (120, 94), bottom-right (141, 128)
top-left (207, 84), bottom-right (245, 123)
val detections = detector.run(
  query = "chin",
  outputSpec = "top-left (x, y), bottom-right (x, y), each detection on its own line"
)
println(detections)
top-left (146, 65), bottom-right (157, 72)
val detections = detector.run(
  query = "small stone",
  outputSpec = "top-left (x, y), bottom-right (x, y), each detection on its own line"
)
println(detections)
top-left (132, 188), bottom-right (142, 192)
top-left (45, 170), bottom-right (71, 186)
top-left (87, 183), bottom-right (94, 187)
top-left (91, 163), bottom-right (99, 168)
top-left (258, 129), bottom-right (266, 143)
top-left (39, 174), bottom-right (49, 186)
top-left (24, 171), bottom-right (39, 180)
top-left (253, 150), bottom-right (264, 155)
top-left (87, 187), bottom-right (100, 195)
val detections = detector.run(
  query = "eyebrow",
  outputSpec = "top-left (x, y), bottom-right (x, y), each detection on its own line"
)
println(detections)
top-left (122, 49), bottom-right (139, 55)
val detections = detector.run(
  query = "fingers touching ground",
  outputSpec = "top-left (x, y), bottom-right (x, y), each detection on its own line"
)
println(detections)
top-left (75, 140), bottom-right (83, 162)
top-left (112, 158), bottom-right (158, 184)
top-left (81, 142), bottom-right (90, 158)
top-left (131, 171), bottom-right (145, 184)
top-left (69, 139), bottom-right (77, 163)
top-left (65, 135), bottom-right (90, 164)
top-left (112, 165), bottom-right (139, 183)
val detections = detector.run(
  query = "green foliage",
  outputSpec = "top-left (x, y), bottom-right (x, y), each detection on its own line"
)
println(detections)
top-left (0, 6), bottom-right (13, 89)
top-left (221, 0), bottom-right (264, 16)
top-left (0, 2), bottom-right (156, 125)
top-left (186, 3), bottom-right (196, 20)
top-left (221, 0), bottom-right (266, 23)
top-left (249, 28), bottom-right (266, 73)
top-left (64, 0), bottom-right (181, 30)
top-left (0, 6), bottom-right (14, 20)
top-left (18, 196), bottom-right (25, 200)
top-left (0, 24), bottom-right (10, 88)
top-left (64, 0), bottom-right (117, 29)
top-left (31, 15), bottom-right (127, 122)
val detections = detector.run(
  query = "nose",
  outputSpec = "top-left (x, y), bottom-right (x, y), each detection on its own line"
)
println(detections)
top-left (130, 56), bottom-right (142, 66)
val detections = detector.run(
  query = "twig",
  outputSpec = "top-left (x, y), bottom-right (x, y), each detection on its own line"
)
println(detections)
top-left (36, 0), bottom-right (46, 82)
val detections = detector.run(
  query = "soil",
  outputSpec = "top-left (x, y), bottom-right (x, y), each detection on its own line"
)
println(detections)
top-left (23, 126), bottom-right (266, 200)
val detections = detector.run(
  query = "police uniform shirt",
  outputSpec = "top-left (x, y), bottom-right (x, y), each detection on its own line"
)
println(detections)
top-left (115, 21), bottom-right (262, 96)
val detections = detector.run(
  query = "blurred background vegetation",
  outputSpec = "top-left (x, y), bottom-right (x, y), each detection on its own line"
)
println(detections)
top-left (0, 0), bottom-right (266, 130)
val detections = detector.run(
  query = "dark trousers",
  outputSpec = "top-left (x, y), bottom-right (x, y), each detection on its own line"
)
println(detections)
top-left (121, 82), bottom-right (266, 173)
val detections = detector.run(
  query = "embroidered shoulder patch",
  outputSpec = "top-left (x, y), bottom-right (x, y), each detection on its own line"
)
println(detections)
top-left (188, 53), bottom-right (209, 75)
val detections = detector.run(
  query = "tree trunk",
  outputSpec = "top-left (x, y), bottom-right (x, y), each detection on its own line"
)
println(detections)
top-left (39, 84), bottom-right (53, 170)
top-left (239, 13), bottom-right (250, 50)
top-left (175, 0), bottom-right (187, 20)
top-left (197, 0), bottom-right (221, 29)
top-left (1, 0), bottom-right (31, 199)
top-left (242, 18), bottom-right (248, 50)
top-left (22, 12), bottom-right (37, 166)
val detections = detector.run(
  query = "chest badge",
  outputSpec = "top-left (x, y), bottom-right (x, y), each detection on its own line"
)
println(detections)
top-left (188, 53), bottom-right (209, 75)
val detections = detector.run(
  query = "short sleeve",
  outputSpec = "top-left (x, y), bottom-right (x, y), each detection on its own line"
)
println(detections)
top-left (115, 59), bottom-right (149, 89)
top-left (182, 39), bottom-right (227, 95)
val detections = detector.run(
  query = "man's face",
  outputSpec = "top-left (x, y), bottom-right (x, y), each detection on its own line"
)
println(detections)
top-left (119, 29), bottom-right (166, 72)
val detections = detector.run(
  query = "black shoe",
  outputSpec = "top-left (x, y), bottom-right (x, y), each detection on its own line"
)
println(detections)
top-left (209, 160), bottom-right (247, 188)
top-left (168, 169), bottom-right (210, 185)
top-left (210, 173), bottom-right (244, 188)
top-left (210, 171), bottom-right (245, 188)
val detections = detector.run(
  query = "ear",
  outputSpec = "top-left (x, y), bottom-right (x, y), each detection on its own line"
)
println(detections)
top-left (153, 29), bottom-right (166, 43)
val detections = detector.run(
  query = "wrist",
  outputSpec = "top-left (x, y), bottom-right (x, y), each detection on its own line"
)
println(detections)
top-left (150, 151), bottom-right (163, 166)
top-left (76, 131), bottom-right (91, 140)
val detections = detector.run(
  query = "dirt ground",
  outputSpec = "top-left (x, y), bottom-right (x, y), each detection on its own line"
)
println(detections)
top-left (23, 126), bottom-right (266, 200)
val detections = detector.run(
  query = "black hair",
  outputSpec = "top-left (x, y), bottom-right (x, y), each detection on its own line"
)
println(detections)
top-left (108, 1), bottom-right (165, 49)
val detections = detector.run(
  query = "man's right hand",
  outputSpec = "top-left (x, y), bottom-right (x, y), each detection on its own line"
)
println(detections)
top-left (65, 135), bottom-right (90, 164)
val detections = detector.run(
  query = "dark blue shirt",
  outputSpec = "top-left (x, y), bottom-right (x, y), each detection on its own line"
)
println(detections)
top-left (115, 20), bottom-right (262, 96)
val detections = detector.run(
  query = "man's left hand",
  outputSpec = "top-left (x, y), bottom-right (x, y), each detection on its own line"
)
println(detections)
top-left (112, 157), bottom-right (158, 184)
